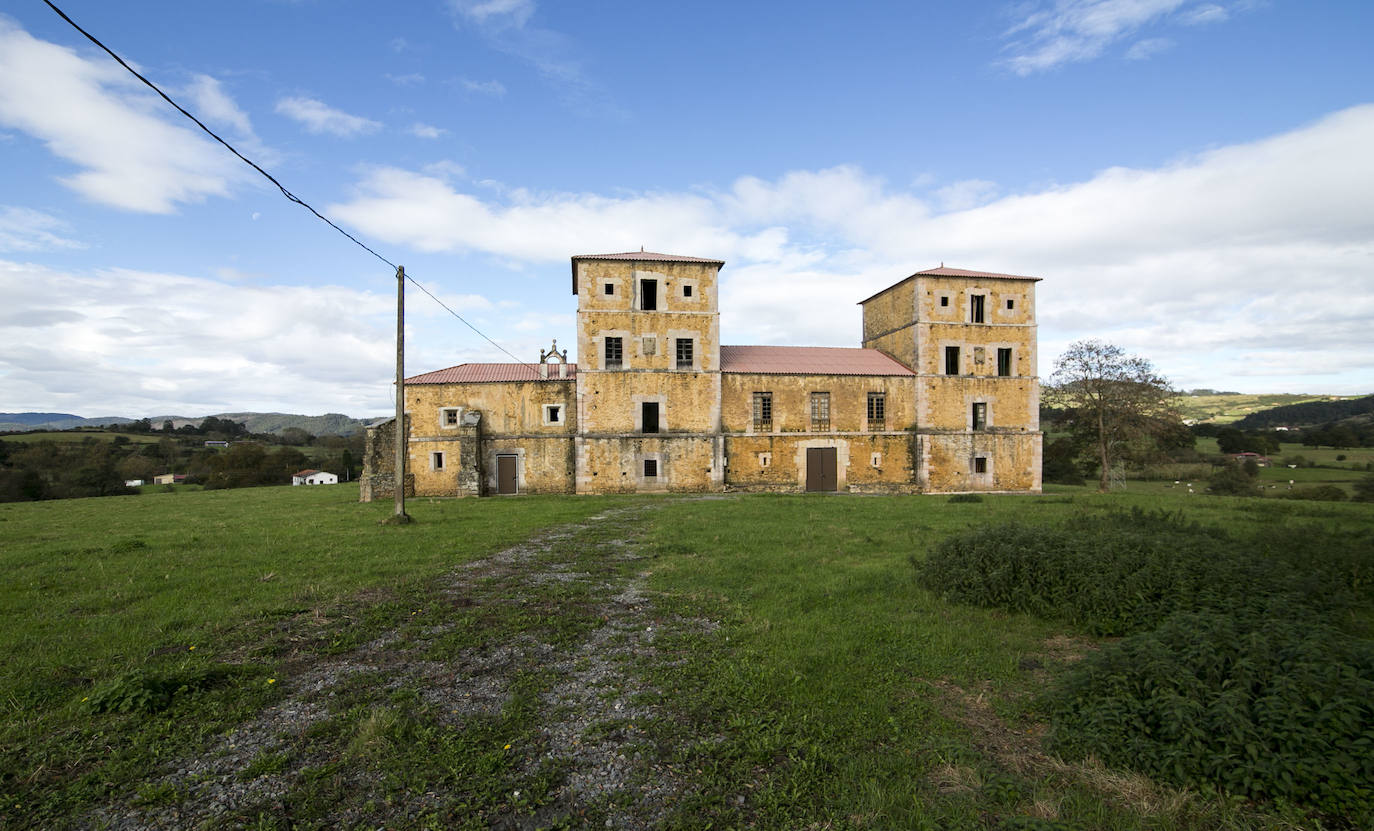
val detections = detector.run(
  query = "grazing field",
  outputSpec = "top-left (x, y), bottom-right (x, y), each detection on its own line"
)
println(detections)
top-left (1, 485), bottom-right (1370, 828)
top-left (1175, 393), bottom-right (1357, 424)
top-left (0, 431), bottom-right (164, 444)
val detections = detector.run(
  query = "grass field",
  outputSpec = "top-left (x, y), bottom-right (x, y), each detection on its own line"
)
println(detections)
top-left (1175, 393), bottom-right (1357, 424)
top-left (1, 485), bottom-right (1370, 828)
top-left (0, 431), bottom-right (165, 444)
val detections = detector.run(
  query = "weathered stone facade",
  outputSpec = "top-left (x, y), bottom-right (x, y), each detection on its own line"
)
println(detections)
top-left (360, 253), bottom-right (1041, 498)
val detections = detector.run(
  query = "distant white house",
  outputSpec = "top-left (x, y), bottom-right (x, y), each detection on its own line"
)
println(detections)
top-left (292, 469), bottom-right (338, 486)
top-left (124, 479), bottom-right (145, 487)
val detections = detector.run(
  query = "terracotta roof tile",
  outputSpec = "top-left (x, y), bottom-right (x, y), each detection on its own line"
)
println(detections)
top-left (406, 363), bottom-right (578, 384)
top-left (720, 345), bottom-right (914, 376)
top-left (571, 251), bottom-right (724, 292)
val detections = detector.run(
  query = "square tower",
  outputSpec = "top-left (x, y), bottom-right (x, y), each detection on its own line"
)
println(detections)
top-left (571, 251), bottom-right (725, 493)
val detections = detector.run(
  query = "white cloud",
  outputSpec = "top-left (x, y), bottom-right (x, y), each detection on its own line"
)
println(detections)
top-left (0, 206), bottom-right (84, 252)
top-left (934, 179), bottom-right (1000, 211)
top-left (275, 96), bottom-right (381, 137)
top-left (1000, 1), bottom-right (1247, 74)
top-left (0, 18), bottom-right (244, 213)
top-left (0, 259), bottom-right (404, 414)
top-left (329, 105), bottom-right (1374, 393)
top-left (409, 122), bottom-right (447, 139)
top-left (449, 0), bottom-right (536, 29)
top-left (184, 74), bottom-right (255, 138)
top-left (1125, 37), bottom-right (1174, 60)
top-left (385, 72), bottom-right (426, 86)
top-left (459, 78), bottom-right (507, 96)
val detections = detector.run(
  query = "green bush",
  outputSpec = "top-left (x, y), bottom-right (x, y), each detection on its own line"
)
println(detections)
top-left (1207, 464), bottom-right (1260, 496)
top-left (1354, 473), bottom-right (1374, 503)
top-left (1276, 485), bottom-right (1348, 502)
top-left (915, 510), bottom-right (1368, 636)
top-left (1048, 613), bottom-right (1374, 825)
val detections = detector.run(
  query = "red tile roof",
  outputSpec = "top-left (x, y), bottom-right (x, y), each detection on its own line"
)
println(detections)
top-left (406, 363), bottom-right (578, 384)
top-left (857, 265), bottom-right (1041, 305)
top-left (720, 345), bottom-right (914, 376)
top-left (294, 469), bottom-right (320, 477)
top-left (570, 251), bottom-right (724, 292)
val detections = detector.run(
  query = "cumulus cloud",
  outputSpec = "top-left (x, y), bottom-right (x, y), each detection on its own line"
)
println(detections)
top-left (0, 18), bottom-right (245, 213)
top-left (330, 105), bottom-right (1374, 393)
top-left (184, 74), bottom-right (255, 138)
top-left (0, 259), bottom-right (409, 414)
top-left (1001, 0), bottom-right (1247, 74)
top-left (275, 96), bottom-right (381, 137)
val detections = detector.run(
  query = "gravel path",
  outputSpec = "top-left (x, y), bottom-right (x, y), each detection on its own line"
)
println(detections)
top-left (86, 503), bottom-right (717, 829)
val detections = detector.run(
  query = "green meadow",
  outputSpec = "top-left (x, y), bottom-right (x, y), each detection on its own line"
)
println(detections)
top-left (1, 485), bottom-right (1370, 828)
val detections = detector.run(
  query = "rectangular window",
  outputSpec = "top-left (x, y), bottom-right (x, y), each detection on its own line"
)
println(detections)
top-left (867, 392), bottom-right (886, 431)
top-left (810, 392), bottom-right (830, 431)
top-left (431, 451), bottom-right (445, 471)
top-left (945, 346), bottom-right (960, 375)
top-left (643, 458), bottom-right (658, 478)
top-left (604, 282), bottom-right (614, 296)
top-left (974, 457), bottom-right (988, 474)
top-left (752, 392), bottom-right (772, 431)
top-left (683, 284), bottom-right (693, 297)
top-left (997, 348), bottom-right (1013, 377)
top-left (544, 404), bottom-right (561, 424)
top-left (940, 295), bottom-right (949, 307)
top-left (1005, 298), bottom-right (1015, 310)
top-left (640, 279), bottom-right (657, 310)
top-left (442, 408), bottom-right (459, 427)
top-left (972, 402), bottom-right (988, 431)
top-left (604, 336), bottom-right (623, 369)
top-left (675, 338), bottom-right (693, 370)
top-left (971, 294), bottom-right (986, 323)
top-left (641, 401), bottom-right (660, 434)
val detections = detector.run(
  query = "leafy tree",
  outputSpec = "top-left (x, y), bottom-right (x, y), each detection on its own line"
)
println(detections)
top-left (1354, 473), bottom-right (1374, 503)
top-left (1046, 340), bottom-right (1181, 492)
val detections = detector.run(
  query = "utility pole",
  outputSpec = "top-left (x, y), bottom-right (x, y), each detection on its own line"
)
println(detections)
top-left (391, 265), bottom-right (411, 523)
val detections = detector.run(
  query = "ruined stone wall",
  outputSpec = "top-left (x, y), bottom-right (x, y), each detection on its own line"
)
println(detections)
top-left (358, 416), bottom-right (414, 502)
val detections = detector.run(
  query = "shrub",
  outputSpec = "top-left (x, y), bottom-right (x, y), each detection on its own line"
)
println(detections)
top-left (1207, 465), bottom-right (1261, 496)
top-left (916, 510), bottom-right (1368, 636)
top-left (1048, 613), bottom-right (1374, 825)
top-left (1276, 485), bottom-right (1348, 502)
top-left (1354, 473), bottom-right (1374, 503)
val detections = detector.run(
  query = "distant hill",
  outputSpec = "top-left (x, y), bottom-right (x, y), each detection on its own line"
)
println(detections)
top-left (1174, 393), bottom-right (1360, 425)
top-left (1233, 394), bottom-right (1374, 430)
top-left (2, 412), bottom-right (380, 436)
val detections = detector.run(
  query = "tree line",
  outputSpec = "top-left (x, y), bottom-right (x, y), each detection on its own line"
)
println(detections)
top-left (0, 420), bottom-right (362, 503)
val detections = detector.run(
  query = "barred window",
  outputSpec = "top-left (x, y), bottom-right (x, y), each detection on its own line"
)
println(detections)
top-left (810, 392), bottom-right (830, 431)
top-left (867, 392), bottom-right (886, 430)
top-left (752, 392), bottom-right (772, 431)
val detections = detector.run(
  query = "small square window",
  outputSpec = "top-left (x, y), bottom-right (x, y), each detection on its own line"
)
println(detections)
top-left (604, 282), bottom-right (614, 295)
top-left (442, 408), bottom-right (459, 427)
top-left (1006, 298), bottom-right (1015, 310)
top-left (940, 295), bottom-right (950, 307)
top-left (643, 459), bottom-right (658, 478)
top-left (974, 457), bottom-right (988, 474)
top-left (683, 284), bottom-right (693, 298)
top-left (544, 404), bottom-right (562, 424)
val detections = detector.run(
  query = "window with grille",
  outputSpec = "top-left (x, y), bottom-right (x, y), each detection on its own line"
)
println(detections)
top-left (972, 402), bottom-right (988, 431)
top-left (604, 336), bottom-right (622, 369)
top-left (675, 338), bottom-right (693, 370)
top-left (945, 346), bottom-right (960, 375)
top-left (643, 458), bottom-right (658, 478)
top-left (867, 392), bottom-right (886, 430)
top-left (442, 408), bottom-right (459, 427)
top-left (752, 392), bottom-right (772, 431)
top-left (810, 392), bottom-right (830, 431)
top-left (997, 348), bottom-right (1013, 377)
top-left (974, 457), bottom-right (988, 474)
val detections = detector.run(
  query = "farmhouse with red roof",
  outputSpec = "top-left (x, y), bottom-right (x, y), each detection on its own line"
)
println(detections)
top-left (361, 253), bottom-right (1042, 497)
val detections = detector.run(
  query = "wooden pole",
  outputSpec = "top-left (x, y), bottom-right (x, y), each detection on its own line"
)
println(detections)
top-left (392, 265), bottom-right (410, 522)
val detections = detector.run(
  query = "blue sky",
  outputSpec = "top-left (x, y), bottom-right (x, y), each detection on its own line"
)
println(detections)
top-left (2, 0), bottom-right (1372, 417)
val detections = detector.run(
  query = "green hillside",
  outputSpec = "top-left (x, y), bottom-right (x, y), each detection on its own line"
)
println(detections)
top-left (1175, 392), bottom-right (1358, 424)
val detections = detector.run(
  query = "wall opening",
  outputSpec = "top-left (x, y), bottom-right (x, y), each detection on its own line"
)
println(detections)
top-left (972, 402), bottom-right (988, 431)
top-left (971, 294), bottom-right (986, 323)
top-left (945, 346), bottom-right (960, 375)
top-left (641, 401), bottom-right (660, 434)
top-left (753, 391), bottom-right (772, 431)
top-left (997, 347), bottom-right (1013, 377)
top-left (640, 279), bottom-right (658, 310)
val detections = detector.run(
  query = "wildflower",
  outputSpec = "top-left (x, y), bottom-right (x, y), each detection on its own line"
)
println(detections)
top-left (188, 645), bottom-right (195, 651)
top-left (82, 696), bottom-right (89, 702)
top-left (504, 743), bottom-right (511, 750)
top-left (267, 678), bottom-right (277, 685)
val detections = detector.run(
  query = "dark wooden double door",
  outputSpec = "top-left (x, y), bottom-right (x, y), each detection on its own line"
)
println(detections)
top-left (805, 447), bottom-right (837, 492)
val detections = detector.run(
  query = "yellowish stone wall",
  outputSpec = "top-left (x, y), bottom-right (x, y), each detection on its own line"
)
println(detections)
top-left (576, 436), bottom-right (720, 493)
top-left (724, 434), bottom-right (918, 492)
top-left (719, 373), bottom-right (917, 433)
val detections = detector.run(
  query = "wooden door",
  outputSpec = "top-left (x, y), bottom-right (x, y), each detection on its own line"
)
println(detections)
top-left (805, 447), bottom-right (837, 492)
top-left (497, 455), bottom-right (518, 494)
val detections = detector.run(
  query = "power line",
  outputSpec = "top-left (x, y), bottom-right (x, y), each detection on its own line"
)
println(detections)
top-left (41, 0), bottom-right (538, 371)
